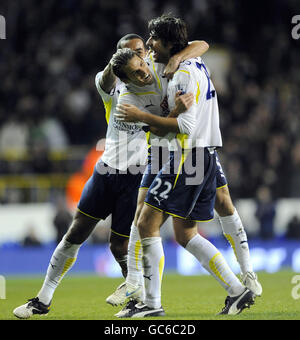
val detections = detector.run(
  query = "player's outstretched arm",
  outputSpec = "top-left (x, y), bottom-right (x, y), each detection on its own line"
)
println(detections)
top-left (116, 104), bottom-right (179, 133)
top-left (98, 62), bottom-right (117, 94)
top-left (164, 40), bottom-right (209, 79)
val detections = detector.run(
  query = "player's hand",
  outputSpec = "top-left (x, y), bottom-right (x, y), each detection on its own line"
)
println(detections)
top-left (115, 103), bottom-right (142, 122)
top-left (169, 91), bottom-right (194, 117)
top-left (163, 55), bottom-right (181, 80)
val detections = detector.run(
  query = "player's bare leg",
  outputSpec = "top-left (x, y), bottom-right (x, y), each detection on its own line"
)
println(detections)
top-left (13, 211), bottom-right (99, 319)
top-left (215, 185), bottom-right (262, 296)
top-left (215, 185), bottom-right (235, 216)
top-left (105, 233), bottom-right (131, 307)
top-left (109, 232), bottom-right (129, 278)
top-left (172, 217), bottom-right (255, 315)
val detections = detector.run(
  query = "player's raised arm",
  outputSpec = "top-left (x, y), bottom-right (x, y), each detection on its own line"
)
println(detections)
top-left (164, 40), bottom-right (209, 79)
top-left (97, 62), bottom-right (117, 94)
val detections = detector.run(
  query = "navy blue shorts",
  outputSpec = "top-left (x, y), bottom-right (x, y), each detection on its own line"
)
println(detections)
top-left (77, 161), bottom-right (143, 237)
top-left (140, 146), bottom-right (169, 189)
top-left (215, 151), bottom-right (228, 189)
top-left (141, 148), bottom-right (227, 192)
top-left (145, 148), bottom-right (217, 222)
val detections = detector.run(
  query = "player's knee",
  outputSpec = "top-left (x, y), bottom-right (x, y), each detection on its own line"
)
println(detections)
top-left (65, 211), bottom-right (98, 244)
top-left (137, 215), bottom-right (147, 237)
top-left (174, 230), bottom-right (197, 248)
top-left (137, 213), bottom-right (156, 238)
top-left (215, 188), bottom-right (235, 217)
top-left (134, 201), bottom-right (144, 225)
top-left (134, 190), bottom-right (147, 225)
top-left (173, 218), bottom-right (198, 248)
top-left (137, 204), bottom-right (162, 238)
top-left (174, 234), bottom-right (188, 248)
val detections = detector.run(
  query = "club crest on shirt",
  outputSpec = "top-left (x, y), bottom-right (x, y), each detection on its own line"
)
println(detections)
top-left (175, 84), bottom-right (187, 94)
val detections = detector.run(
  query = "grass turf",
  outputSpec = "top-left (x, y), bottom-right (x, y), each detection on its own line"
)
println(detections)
top-left (1, 270), bottom-right (300, 320)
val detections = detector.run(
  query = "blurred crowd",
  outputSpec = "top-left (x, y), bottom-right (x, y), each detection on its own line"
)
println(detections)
top-left (0, 0), bottom-right (299, 202)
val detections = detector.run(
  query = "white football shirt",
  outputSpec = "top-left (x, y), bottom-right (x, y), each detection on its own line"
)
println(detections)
top-left (95, 55), bottom-right (169, 171)
top-left (167, 57), bottom-right (222, 150)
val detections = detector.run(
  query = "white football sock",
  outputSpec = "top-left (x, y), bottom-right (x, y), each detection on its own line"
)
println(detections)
top-left (185, 234), bottom-right (245, 297)
top-left (37, 237), bottom-right (80, 305)
top-left (141, 237), bottom-right (165, 309)
top-left (126, 224), bottom-right (143, 286)
top-left (219, 209), bottom-right (253, 275)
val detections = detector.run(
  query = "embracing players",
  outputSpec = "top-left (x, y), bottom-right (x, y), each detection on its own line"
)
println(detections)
top-left (13, 33), bottom-right (207, 319)
top-left (111, 14), bottom-right (261, 317)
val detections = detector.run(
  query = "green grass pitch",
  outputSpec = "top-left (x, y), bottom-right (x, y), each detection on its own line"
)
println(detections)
top-left (1, 270), bottom-right (300, 320)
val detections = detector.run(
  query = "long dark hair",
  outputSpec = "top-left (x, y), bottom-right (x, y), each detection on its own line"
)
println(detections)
top-left (148, 14), bottom-right (188, 56)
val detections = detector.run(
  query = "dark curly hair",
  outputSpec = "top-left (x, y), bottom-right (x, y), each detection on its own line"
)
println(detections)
top-left (110, 47), bottom-right (138, 80)
top-left (116, 33), bottom-right (146, 50)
